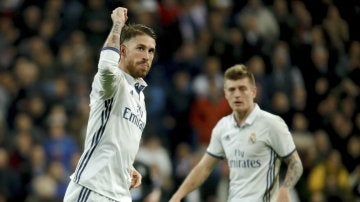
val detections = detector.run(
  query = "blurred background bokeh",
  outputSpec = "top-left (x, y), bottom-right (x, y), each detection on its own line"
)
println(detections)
top-left (0, 0), bottom-right (358, 201)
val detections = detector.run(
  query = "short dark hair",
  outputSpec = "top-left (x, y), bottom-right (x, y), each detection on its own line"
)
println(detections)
top-left (224, 64), bottom-right (255, 86)
top-left (120, 24), bottom-right (156, 44)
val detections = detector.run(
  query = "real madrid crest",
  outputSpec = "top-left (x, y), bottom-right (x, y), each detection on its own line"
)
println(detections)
top-left (249, 133), bottom-right (256, 144)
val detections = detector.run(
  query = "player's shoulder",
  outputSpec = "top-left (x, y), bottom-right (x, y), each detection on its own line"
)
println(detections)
top-left (257, 108), bottom-right (285, 125)
top-left (214, 114), bottom-right (234, 130)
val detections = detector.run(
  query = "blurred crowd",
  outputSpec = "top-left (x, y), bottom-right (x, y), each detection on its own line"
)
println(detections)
top-left (0, 0), bottom-right (359, 202)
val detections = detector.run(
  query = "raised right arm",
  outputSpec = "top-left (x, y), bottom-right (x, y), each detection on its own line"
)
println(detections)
top-left (97, 7), bottom-right (128, 98)
top-left (103, 7), bottom-right (127, 49)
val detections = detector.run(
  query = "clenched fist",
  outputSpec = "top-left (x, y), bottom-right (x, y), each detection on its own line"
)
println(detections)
top-left (111, 7), bottom-right (128, 26)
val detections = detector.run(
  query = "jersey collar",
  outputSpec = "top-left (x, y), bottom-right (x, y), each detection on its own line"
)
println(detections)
top-left (232, 104), bottom-right (260, 127)
top-left (122, 70), bottom-right (148, 93)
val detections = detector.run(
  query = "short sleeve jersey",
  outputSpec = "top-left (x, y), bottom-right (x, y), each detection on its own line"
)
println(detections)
top-left (207, 104), bottom-right (296, 202)
top-left (70, 49), bottom-right (147, 202)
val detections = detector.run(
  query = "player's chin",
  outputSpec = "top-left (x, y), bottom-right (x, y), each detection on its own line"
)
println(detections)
top-left (232, 102), bottom-right (243, 108)
top-left (138, 70), bottom-right (149, 78)
top-left (232, 104), bottom-right (245, 111)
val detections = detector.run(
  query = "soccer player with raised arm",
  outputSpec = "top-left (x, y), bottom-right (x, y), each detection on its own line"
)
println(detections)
top-left (169, 64), bottom-right (303, 202)
top-left (64, 7), bottom-right (156, 202)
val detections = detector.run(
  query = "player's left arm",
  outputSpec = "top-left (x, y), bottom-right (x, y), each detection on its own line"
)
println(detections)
top-left (278, 151), bottom-right (303, 202)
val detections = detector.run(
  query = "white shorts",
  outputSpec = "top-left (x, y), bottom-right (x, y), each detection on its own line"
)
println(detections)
top-left (64, 180), bottom-right (119, 202)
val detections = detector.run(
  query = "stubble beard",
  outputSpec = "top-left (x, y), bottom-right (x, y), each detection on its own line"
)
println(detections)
top-left (128, 61), bottom-right (149, 79)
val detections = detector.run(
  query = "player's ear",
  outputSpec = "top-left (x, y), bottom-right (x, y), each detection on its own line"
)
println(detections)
top-left (120, 44), bottom-right (126, 57)
top-left (252, 85), bottom-right (257, 99)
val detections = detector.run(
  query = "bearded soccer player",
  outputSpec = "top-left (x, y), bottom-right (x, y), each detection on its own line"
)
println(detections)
top-left (64, 7), bottom-right (156, 202)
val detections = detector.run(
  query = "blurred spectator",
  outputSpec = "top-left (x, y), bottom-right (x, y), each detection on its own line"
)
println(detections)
top-left (6, 58), bottom-right (40, 129)
top-left (157, 0), bottom-right (183, 61)
top-left (29, 144), bottom-right (47, 177)
top-left (131, 160), bottom-right (161, 202)
top-left (26, 94), bottom-right (47, 128)
top-left (246, 55), bottom-right (271, 109)
top-left (0, 17), bottom-right (19, 69)
top-left (17, 5), bottom-right (42, 39)
top-left (295, 130), bottom-right (326, 202)
top-left (322, 5), bottom-right (349, 53)
top-left (0, 147), bottom-right (21, 201)
top-left (67, 97), bottom-right (89, 148)
top-left (268, 41), bottom-right (305, 103)
top-left (270, 91), bottom-right (292, 125)
top-left (220, 26), bottom-right (246, 71)
top-left (349, 166), bottom-right (360, 201)
top-left (291, 112), bottom-right (312, 150)
top-left (186, 51), bottom-right (232, 144)
top-left (9, 112), bottom-right (44, 144)
top-left (307, 149), bottom-right (352, 202)
top-left (236, 0), bottom-right (279, 55)
top-left (178, 0), bottom-right (207, 43)
top-left (313, 130), bottom-right (332, 162)
top-left (343, 135), bottom-right (360, 173)
top-left (136, 135), bottom-right (173, 200)
top-left (192, 56), bottom-right (223, 98)
top-left (8, 131), bottom-right (34, 199)
top-left (337, 40), bottom-right (360, 88)
top-left (47, 161), bottom-right (69, 200)
top-left (80, 0), bottom-right (111, 51)
top-left (42, 105), bottom-right (78, 174)
top-left (27, 161), bottom-right (67, 202)
top-left (165, 70), bottom-right (195, 155)
top-left (271, 0), bottom-right (295, 42)
top-left (291, 0), bottom-right (312, 47)
top-left (28, 171), bottom-right (57, 202)
top-left (206, 7), bottom-right (232, 61)
top-left (326, 110), bottom-right (354, 158)
top-left (172, 41), bottom-right (203, 77)
top-left (173, 143), bottom-right (193, 189)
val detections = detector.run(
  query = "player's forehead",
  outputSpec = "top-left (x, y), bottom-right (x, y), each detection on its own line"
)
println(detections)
top-left (224, 78), bottom-right (252, 88)
top-left (124, 35), bottom-right (156, 48)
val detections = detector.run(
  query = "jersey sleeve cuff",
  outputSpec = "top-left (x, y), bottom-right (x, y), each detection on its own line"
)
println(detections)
top-left (206, 151), bottom-right (224, 160)
top-left (102, 47), bottom-right (120, 54)
top-left (100, 47), bottom-right (120, 62)
top-left (280, 148), bottom-right (296, 159)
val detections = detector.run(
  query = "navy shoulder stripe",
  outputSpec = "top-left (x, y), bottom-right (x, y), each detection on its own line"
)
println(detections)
top-left (102, 47), bottom-right (120, 54)
top-left (280, 148), bottom-right (296, 159)
top-left (206, 151), bottom-right (225, 160)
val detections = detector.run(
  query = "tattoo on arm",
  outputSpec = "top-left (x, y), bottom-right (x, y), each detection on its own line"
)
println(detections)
top-left (112, 23), bottom-right (121, 34)
top-left (283, 152), bottom-right (303, 188)
top-left (103, 22), bottom-right (123, 49)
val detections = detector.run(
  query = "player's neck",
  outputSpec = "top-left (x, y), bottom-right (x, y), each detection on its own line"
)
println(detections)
top-left (234, 104), bottom-right (254, 126)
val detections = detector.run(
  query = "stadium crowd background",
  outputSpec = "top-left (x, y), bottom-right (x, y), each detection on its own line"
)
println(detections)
top-left (0, 0), bottom-right (358, 201)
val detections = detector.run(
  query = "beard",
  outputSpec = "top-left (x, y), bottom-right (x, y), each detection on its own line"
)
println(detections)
top-left (127, 60), bottom-right (150, 78)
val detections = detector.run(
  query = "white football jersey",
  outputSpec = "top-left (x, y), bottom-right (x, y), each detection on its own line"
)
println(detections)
top-left (70, 49), bottom-right (147, 202)
top-left (207, 104), bottom-right (296, 202)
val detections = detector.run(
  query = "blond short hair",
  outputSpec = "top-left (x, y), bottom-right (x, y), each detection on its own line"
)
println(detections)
top-left (224, 64), bottom-right (255, 85)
